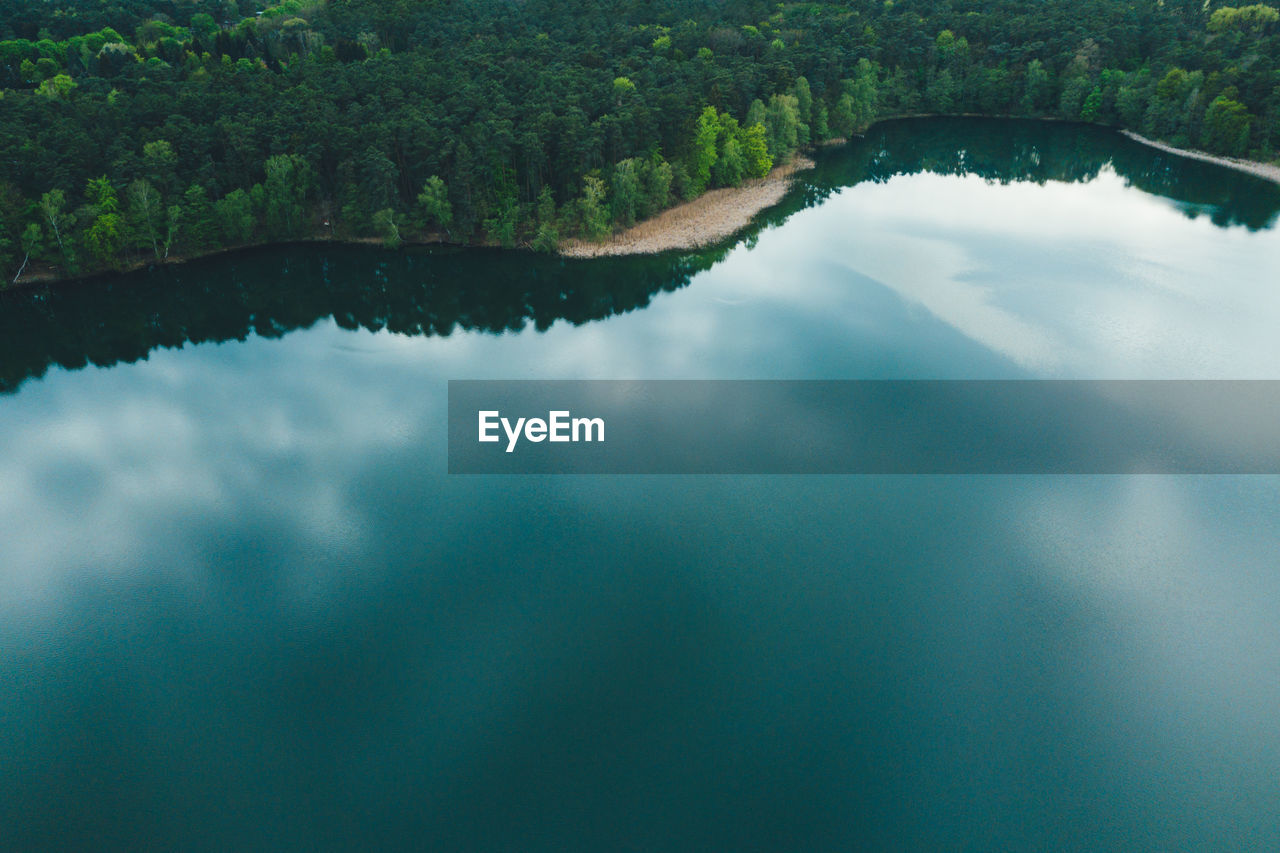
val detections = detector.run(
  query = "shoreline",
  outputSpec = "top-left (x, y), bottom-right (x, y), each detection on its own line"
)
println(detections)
top-left (1119, 130), bottom-right (1280, 185)
top-left (558, 155), bottom-right (815, 258)
top-left (9, 119), bottom-right (1279, 291)
top-left (4, 233), bottom-right (456, 291)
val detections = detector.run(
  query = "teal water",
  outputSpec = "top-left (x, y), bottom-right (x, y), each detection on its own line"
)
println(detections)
top-left (2, 118), bottom-right (1279, 850)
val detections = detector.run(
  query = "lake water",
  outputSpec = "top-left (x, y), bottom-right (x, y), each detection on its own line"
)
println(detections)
top-left (2, 118), bottom-right (1279, 850)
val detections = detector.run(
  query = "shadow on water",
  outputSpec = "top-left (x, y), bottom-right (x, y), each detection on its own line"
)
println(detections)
top-left (1, 117), bottom-right (1277, 395)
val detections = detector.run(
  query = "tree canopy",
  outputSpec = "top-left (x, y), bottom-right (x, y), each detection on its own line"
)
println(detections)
top-left (1, 0), bottom-right (1278, 282)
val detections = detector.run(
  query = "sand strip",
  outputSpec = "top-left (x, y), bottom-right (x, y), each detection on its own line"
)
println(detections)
top-left (1120, 130), bottom-right (1280, 186)
top-left (560, 156), bottom-right (815, 258)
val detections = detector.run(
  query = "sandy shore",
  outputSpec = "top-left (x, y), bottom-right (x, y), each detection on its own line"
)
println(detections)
top-left (1120, 130), bottom-right (1280, 185)
top-left (560, 155), bottom-right (815, 258)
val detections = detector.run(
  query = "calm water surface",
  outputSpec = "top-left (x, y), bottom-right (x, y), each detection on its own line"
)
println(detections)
top-left (2, 119), bottom-right (1279, 850)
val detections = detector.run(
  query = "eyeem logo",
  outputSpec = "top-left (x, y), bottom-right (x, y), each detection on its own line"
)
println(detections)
top-left (478, 410), bottom-right (605, 453)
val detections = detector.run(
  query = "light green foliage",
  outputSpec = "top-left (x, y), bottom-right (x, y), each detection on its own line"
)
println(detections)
top-left (764, 94), bottom-right (802, 161)
top-left (712, 114), bottom-right (744, 187)
top-left (792, 77), bottom-right (813, 126)
top-left (190, 13), bottom-right (219, 40)
top-left (830, 94), bottom-right (855, 138)
top-left (1145, 68), bottom-right (1204, 141)
top-left (85, 212), bottom-right (124, 266)
top-left (417, 176), bottom-right (453, 230)
top-left (610, 158), bottom-right (641, 227)
top-left (613, 76), bottom-right (636, 103)
top-left (484, 200), bottom-right (519, 247)
top-left (833, 60), bottom-right (879, 136)
top-left (39, 189), bottom-right (73, 263)
top-left (86, 176), bottom-right (118, 214)
top-left (691, 106), bottom-right (720, 194)
top-left (813, 103), bottom-right (830, 140)
top-left (214, 189), bottom-right (256, 246)
top-left (717, 134), bottom-right (745, 187)
top-left (850, 59), bottom-right (880, 128)
top-left (578, 175), bottom-right (611, 241)
top-left (127, 179), bottom-right (163, 258)
top-left (1081, 87), bottom-right (1103, 121)
top-left (1203, 93), bottom-right (1254, 155)
top-left (1022, 59), bottom-right (1053, 115)
top-left (143, 140), bottom-right (177, 189)
top-left (640, 153), bottom-right (673, 217)
top-left (372, 208), bottom-right (402, 247)
top-left (1208, 5), bottom-right (1279, 33)
top-left (742, 123), bottom-right (772, 178)
top-left (11, 222), bottom-right (42, 282)
top-left (36, 73), bottom-right (75, 99)
top-left (21, 223), bottom-right (43, 256)
top-left (164, 205), bottom-right (181, 258)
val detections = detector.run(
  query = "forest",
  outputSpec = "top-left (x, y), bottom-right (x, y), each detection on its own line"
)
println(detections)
top-left (1, 0), bottom-right (1278, 283)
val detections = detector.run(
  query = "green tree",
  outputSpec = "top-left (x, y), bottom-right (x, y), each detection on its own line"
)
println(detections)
top-left (742, 123), bottom-right (773, 178)
top-left (847, 59), bottom-right (880, 130)
top-left (531, 185), bottom-right (560, 253)
top-left (12, 223), bottom-right (42, 284)
top-left (765, 95), bottom-right (802, 161)
top-left (709, 113), bottom-right (745, 188)
top-left (417, 176), bottom-right (453, 232)
top-left (1023, 60), bottom-right (1053, 115)
top-left (1116, 71), bottom-right (1152, 128)
top-left (214, 189), bottom-right (256, 245)
top-left (39, 189), bottom-right (74, 265)
top-left (578, 175), bottom-right (610, 241)
top-left (830, 94), bottom-right (855, 138)
top-left (263, 153), bottom-right (313, 238)
top-left (612, 76), bottom-right (636, 105)
top-left (84, 176), bottom-right (124, 267)
top-left (813, 103), bottom-right (830, 141)
top-left (926, 69), bottom-right (958, 113)
top-left (163, 205), bottom-right (181, 259)
top-left (792, 77), bottom-right (813, 126)
top-left (181, 184), bottom-right (215, 251)
top-left (372, 208), bottom-right (402, 247)
top-left (127, 179), bottom-right (163, 258)
top-left (1080, 87), bottom-right (1104, 122)
top-left (640, 153), bottom-right (673, 216)
top-left (36, 74), bottom-right (75, 99)
top-left (1203, 93), bottom-right (1253, 156)
top-left (143, 140), bottom-right (178, 196)
top-left (1059, 74), bottom-right (1094, 121)
top-left (690, 106), bottom-right (720, 194)
top-left (611, 158), bottom-right (641, 227)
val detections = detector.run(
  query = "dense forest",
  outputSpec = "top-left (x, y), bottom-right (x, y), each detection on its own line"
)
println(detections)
top-left (1, 0), bottom-right (1278, 283)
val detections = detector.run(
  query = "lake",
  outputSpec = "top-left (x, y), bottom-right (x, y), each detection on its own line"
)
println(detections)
top-left (2, 118), bottom-right (1279, 850)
